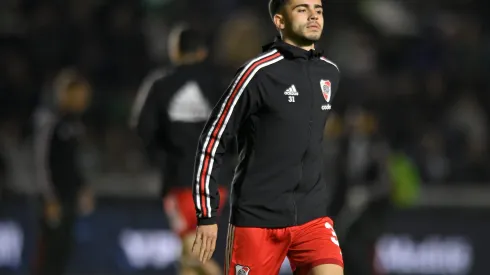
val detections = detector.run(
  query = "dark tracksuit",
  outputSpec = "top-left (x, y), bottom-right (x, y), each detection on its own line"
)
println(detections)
top-left (32, 108), bottom-right (85, 275)
top-left (192, 38), bottom-right (342, 228)
top-left (131, 61), bottom-right (234, 195)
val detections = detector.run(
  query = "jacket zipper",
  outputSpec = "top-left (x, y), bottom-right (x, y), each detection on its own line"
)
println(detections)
top-left (296, 151), bottom-right (306, 225)
top-left (292, 189), bottom-right (298, 225)
top-left (304, 60), bottom-right (314, 149)
top-left (294, 61), bottom-right (314, 225)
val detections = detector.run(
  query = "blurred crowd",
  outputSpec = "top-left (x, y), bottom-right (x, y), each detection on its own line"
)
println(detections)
top-left (1, 0), bottom-right (489, 195)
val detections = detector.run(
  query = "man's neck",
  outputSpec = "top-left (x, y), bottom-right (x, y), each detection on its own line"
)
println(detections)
top-left (174, 53), bottom-right (205, 66)
top-left (282, 37), bottom-right (315, 51)
top-left (175, 57), bottom-right (199, 66)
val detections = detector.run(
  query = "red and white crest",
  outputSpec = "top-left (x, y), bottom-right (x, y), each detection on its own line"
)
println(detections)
top-left (236, 264), bottom-right (251, 275)
top-left (320, 80), bottom-right (331, 102)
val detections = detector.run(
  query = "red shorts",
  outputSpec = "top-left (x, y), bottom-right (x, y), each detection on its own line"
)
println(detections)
top-left (163, 187), bottom-right (228, 237)
top-left (225, 217), bottom-right (343, 275)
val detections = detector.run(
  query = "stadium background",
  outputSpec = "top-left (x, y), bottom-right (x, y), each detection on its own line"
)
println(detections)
top-left (1, 0), bottom-right (489, 274)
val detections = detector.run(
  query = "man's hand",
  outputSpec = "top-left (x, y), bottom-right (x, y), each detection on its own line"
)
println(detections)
top-left (44, 198), bottom-right (62, 226)
top-left (191, 224), bottom-right (218, 263)
top-left (78, 186), bottom-right (95, 216)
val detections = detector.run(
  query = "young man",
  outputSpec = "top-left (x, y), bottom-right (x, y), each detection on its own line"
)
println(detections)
top-left (32, 69), bottom-right (94, 275)
top-left (130, 25), bottom-right (230, 275)
top-left (191, 0), bottom-right (344, 274)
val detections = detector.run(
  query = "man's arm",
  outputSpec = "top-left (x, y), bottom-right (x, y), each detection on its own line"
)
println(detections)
top-left (192, 62), bottom-right (266, 226)
top-left (33, 111), bottom-right (64, 225)
top-left (192, 49), bottom-right (283, 226)
top-left (192, 51), bottom-right (283, 263)
top-left (33, 112), bottom-right (57, 200)
top-left (129, 69), bottom-right (166, 130)
top-left (129, 70), bottom-right (167, 163)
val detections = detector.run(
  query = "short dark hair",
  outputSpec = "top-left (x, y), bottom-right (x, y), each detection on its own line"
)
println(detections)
top-left (268, 0), bottom-right (288, 19)
top-left (178, 28), bottom-right (206, 54)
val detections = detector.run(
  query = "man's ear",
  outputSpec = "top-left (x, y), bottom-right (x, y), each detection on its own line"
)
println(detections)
top-left (273, 14), bottom-right (285, 30)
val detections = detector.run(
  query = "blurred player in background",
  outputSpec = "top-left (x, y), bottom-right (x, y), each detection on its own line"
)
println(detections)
top-left (130, 25), bottom-right (229, 275)
top-left (191, 0), bottom-right (344, 274)
top-left (32, 69), bottom-right (94, 275)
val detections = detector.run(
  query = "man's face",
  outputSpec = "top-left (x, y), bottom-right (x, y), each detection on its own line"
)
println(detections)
top-left (276, 0), bottom-right (324, 43)
top-left (59, 84), bottom-right (91, 114)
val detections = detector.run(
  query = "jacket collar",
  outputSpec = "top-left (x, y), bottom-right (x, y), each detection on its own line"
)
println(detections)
top-left (262, 36), bottom-right (323, 59)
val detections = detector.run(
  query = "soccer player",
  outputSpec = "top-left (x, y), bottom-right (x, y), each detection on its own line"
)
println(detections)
top-left (130, 25), bottom-right (229, 275)
top-left (191, 0), bottom-right (344, 274)
top-left (32, 69), bottom-right (94, 275)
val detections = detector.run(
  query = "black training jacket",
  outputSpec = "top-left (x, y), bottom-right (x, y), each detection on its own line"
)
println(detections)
top-left (34, 108), bottom-right (85, 202)
top-left (193, 38), bottom-right (341, 227)
top-left (131, 61), bottom-right (234, 195)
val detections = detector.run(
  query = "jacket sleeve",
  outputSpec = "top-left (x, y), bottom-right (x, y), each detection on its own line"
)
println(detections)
top-left (129, 70), bottom-right (168, 163)
top-left (33, 113), bottom-right (57, 200)
top-left (192, 66), bottom-right (263, 225)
